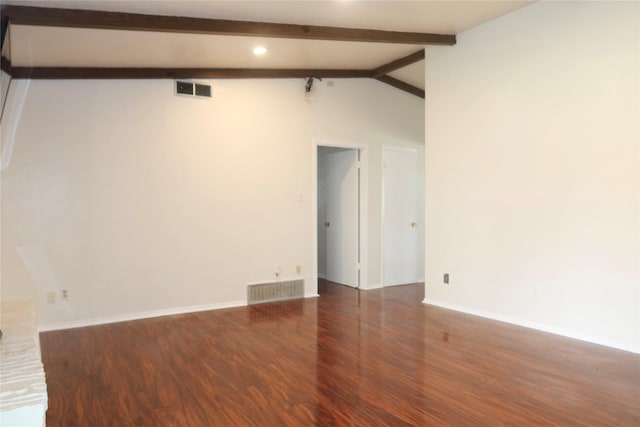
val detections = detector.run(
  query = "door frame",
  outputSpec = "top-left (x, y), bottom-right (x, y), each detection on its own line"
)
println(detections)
top-left (312, 139), bottom-right (368, 293)
top-left (381, 146), bottom-right (419, 287)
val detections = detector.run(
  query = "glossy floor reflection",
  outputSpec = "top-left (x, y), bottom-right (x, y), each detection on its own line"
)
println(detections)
top-left (41, 280), bottom-right (639, 426)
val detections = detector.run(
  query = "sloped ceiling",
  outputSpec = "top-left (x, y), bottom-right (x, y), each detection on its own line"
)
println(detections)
top-left (0, 1), bottom-right (534, 96)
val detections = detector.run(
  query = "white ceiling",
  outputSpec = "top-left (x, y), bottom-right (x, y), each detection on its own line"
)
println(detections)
top-left (10, 24), bottom-right (424, 69)
top-left (3, 1), bottom-right (535, 91)
top-left (4, 1), bottom-right (534, 33)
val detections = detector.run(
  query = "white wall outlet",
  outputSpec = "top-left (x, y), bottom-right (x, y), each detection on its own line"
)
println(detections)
top-left (47, 292), bottom-right (56, 304)
top-left (62, 289), bottom-right (68, 300)
top-left (296, 265), bottom-right (301, 274)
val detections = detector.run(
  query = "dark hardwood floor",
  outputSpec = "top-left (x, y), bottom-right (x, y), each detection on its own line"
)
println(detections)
top-left (41, 280), bottom-right (639, 426)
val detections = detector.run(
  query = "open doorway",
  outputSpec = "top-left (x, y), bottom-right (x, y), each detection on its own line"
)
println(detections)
top-left (315, 143), bottom-right (367, 294)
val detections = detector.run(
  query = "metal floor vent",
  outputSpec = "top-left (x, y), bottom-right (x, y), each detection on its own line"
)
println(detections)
top-left (248, 279), bottom-right (304, 305)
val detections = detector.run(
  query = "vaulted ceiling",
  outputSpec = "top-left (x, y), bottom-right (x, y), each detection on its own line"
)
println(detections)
top-left (0, 1), bottom-right (534, 98)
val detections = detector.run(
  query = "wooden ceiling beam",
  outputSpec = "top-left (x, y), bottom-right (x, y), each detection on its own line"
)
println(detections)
top-left (2, 5), bottom-right (456, 46)
top-left (9, 67), bottom-right (372, 80)
top-left (371, 49), bottom-right (425, 78)
top-left (375, 75), bottom-right (424, 99)
top-left (10, 65), bottom-right (428, 99)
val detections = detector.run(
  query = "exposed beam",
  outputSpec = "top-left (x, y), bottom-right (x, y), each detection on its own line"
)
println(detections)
top-left (375, 75), bottom-right (424, 99)
top-left (371, 50), bottom-right (425, 78)
top-left (9, 67), bottom-right (372, 80)
top-left (8, 66), bottom-right (427, 99)
top-left (2, 5), bottom-right (456, 46)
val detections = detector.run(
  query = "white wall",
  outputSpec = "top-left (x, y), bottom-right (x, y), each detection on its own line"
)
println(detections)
top-left (0, 78), bottom-right (424, 328)
top-left (424, 1), bottom-right (639, 353)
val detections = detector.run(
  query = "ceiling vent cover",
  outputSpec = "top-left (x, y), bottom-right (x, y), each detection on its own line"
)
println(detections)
top-left (175, 81), bottom-right (212, 99)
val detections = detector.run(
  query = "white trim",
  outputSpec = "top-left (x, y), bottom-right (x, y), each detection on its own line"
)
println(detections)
top-left (360, 282), bottom-right (382, 290)
top-left (423, 299), bottom-right (640, 354)
top-left (39, 292), bottom-right (323, 332)
top-left (38, 300), bottom-right (247, 331)
top-left (384, 282), bottom-right (417, 288)
top-left (312, 139), bottom-right (369, 291)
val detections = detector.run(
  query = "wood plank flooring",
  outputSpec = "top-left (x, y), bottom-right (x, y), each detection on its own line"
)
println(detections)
top-left (41, 280), bottom-right (639, 426)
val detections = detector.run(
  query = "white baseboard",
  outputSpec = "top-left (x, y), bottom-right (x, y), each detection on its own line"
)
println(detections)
top-left (381, 282), bottom-right (420, 288)
top-left (38, 292), bottom-right (324, 332)
top-left (38, 300), bottom-right (247, 332)
top-left (423, 299), bottom-right (639, 354)
top-left (361, 283), bottom-right (382, 290)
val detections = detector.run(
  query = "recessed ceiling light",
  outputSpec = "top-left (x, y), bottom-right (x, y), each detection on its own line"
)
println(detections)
top-left (253, 47), bottom-right (267, 56)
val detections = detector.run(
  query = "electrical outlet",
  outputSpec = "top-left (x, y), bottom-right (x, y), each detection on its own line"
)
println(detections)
top-left (47, 292), bottom-right (56, 304)
top-left (296, 265), bottom-right (301, 274)
top-left (62, 289), bottom-right (68, 300)
top-left (443, 273), bottom-right (449, 284)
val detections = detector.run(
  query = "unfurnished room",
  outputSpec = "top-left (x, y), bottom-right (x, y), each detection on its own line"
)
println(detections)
top-left (0, 1), bottom-right (638, 426)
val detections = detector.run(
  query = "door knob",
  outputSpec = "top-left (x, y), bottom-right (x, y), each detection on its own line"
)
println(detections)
top-left (411, 222), bottom-right (417, 228)
top-left (324, 221), bottom-right (331, 227)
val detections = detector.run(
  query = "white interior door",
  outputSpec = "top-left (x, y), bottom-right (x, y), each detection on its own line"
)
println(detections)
top-left (383, 148), bottom-right (421, 286)
top-left (321, 148), bottom-right (359, 287)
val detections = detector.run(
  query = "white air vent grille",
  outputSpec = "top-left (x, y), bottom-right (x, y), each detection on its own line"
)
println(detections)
top-left (247, 280), bottom-right (304, 305)
top-left (175, 80), bottom-right (212, 99)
